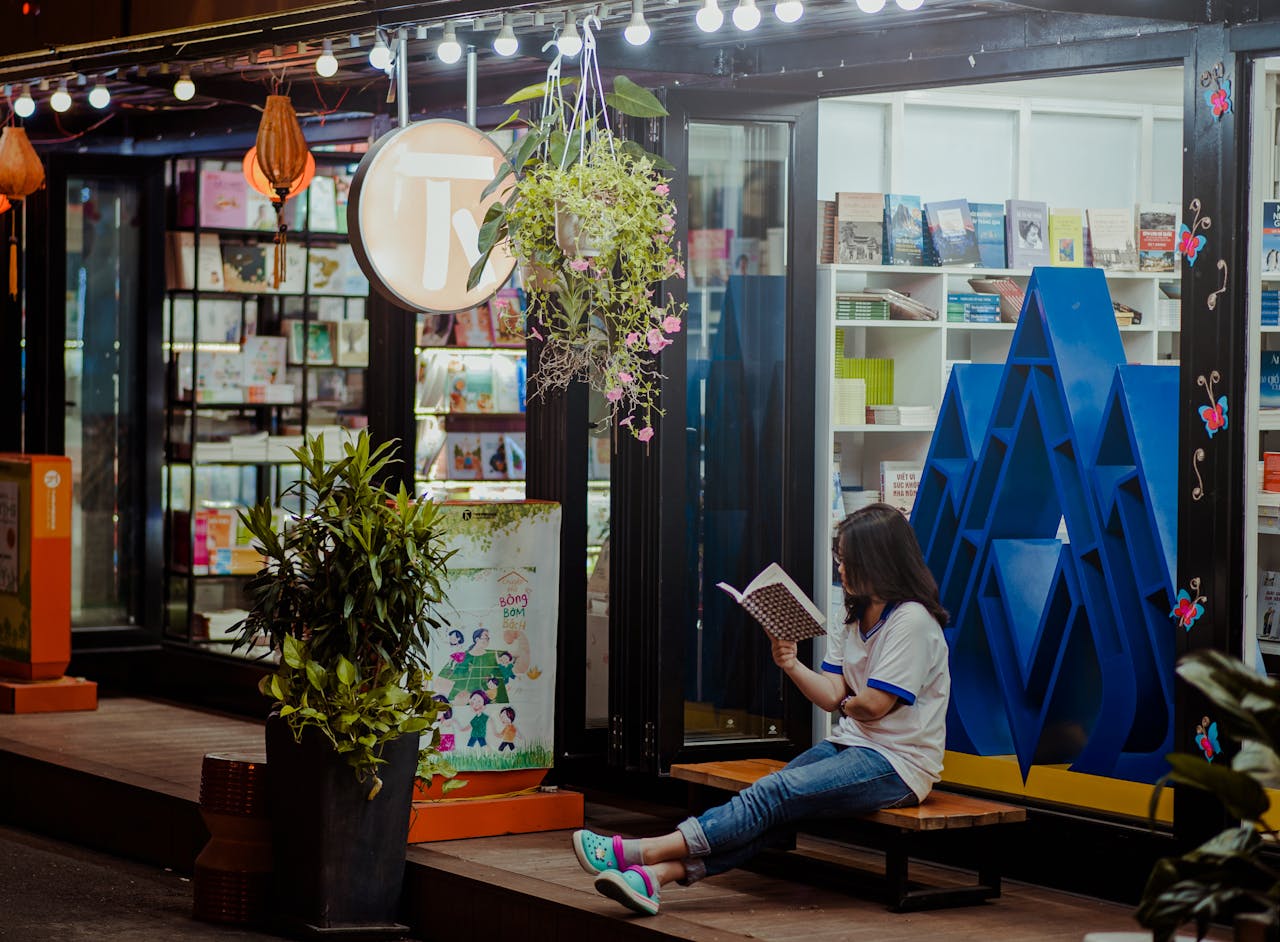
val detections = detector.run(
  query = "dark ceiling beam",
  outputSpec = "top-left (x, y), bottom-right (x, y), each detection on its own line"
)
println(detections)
top-left (998, 0), bottom-right (1208, 20)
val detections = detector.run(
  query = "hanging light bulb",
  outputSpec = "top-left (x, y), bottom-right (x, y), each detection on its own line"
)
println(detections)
top-left (774, 0), bottom-right (803, 21)
top-left (696, 0), bottom-right (724, 31)
top-left (493, 16), bottom-right (518, 56)
top-left (13, 85), bottom-right (34, 119)
top-left (368, 34), bottom-right (392, 70)
top-left (732, 0), bottom-right (760, 30)
top-left (894, 0), bottom-right (924, 8)
top-left (315, 38), bottom-right (339, 77)
top-left (437, 23), bottom-right (463, 63)
top-left (624, 0), bottom-right (651, 45)
top-left (88, 78), bottom-right (110, 109)
top-left (855, 0), bottom-right (886, 11)
top-left (173, 71), bottom-right (195, 101)
top-left (558, 16), bottom-right (583, 56)
top-left (50, 78), bottom-right (71, 113)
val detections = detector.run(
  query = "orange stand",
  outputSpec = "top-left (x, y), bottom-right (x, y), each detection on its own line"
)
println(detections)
top-left (407, 769), bottom-right (583, 843)
top-left (0, 454), bottom-right (96, 713)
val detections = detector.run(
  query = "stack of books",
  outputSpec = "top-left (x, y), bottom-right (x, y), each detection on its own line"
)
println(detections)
top-left (832, 377), bottom-right (867, 426)
top-left (866, 404), bottom-right (936, 427)
top-left (947, 292), bottom-right (1001, 323)
top-left (841, 487), bottom-right (881, 516)
top-left (818, 200), bottom-right (837, 264)
top-left (1263, 290), bottom-right (1280, 327)
top-left (836, 293), bottom-right (891, 320)
top-left (835, 355), bottom-right (894, 406)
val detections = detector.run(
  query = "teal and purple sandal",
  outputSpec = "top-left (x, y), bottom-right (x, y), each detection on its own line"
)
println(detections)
top-left (571, 829), bottom-right (630, 875)
top-left (594, 866), bottom-right (661, 916)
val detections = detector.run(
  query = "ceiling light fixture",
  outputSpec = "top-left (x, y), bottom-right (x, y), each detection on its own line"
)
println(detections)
top-left (732, 0), bottom-right (760, 30)
top-left (558, 16), bottom-right (583, 56)
top-left (88, 77), bottom-right (110, 109)
top-left (50, 78), bottom-right (71, 113)
top-left (493, 16), bottom-right (518, 56)
top-left (315, 38), bottom-right (339, 77)
top-left (13, 84), bottom-right (34, 118)
top-left (173, 71), bottom-right (195, 101)
top-left (894, 0), bottom-right (924, 8)
top-left (855, 0), bottom-right (886, 11)
top-left (624, 0), bottom-right (651, 44)
top-left (696, 0), bottom-right (724, 31)
top-left (775, 0), bottom-right (803, 22)
top-left (368, 33), bottom-right (392, 70)
top-left (437, 22), bottom-right (463, 63)
top-left (416, 24), bottom-right (428, 40)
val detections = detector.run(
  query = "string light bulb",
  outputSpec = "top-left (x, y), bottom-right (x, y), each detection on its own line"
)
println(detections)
top-left (437, 22), bottom-right (463, 63)
top-left (173, 71), bottom-right (195, 101)
top-left (732, 0), bottom-right (760, 30)
top-left (696, 0), bottom-right (724, 31)
top-left (493, 16), bottom-right (518, 56)
top-left (855, 0), bottom-right (886, 11)
top-left (50, 78), bottom-right (71, 113)
top-left (315, 38), bottom-right (338, 77)
top-left (558, 16), bottom-right (583, 56)
top-left (13, 84), bottom-right (34, 118)
top-left (894, 0), bottom-right (924, 8)
top-left (624, 0), bottom-right (651, 45)
top-left (775, 0), bottom-right (803, 21)
top-left (88, 78), bottom-right (110, 109)
top-left (368, 34), bottom-right (392, 70)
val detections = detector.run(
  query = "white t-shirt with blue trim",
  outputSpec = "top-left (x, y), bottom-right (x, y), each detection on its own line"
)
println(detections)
top-left (821, 600), bottom-right (950, 802)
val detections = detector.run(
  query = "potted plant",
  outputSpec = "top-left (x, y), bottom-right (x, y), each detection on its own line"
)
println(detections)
top-left (1137, 649), bottom-right (1280, 942)
top-left (233, 432), bottom-right (458, 938)
top-left (469, 28), bottom-right (686, 443)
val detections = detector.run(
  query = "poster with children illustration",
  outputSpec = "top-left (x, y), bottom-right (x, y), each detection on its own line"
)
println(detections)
top-left (426, 501), bottom-right (562, 772)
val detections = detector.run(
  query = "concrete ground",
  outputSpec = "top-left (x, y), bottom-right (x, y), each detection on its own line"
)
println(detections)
top-left (0, 823), bottom-right (351, 941)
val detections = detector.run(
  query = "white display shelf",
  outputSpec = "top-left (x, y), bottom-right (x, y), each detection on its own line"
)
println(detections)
top-left (1260, 639), bottom-right (1280, 657)
top-left (821, 263), bottom-right (1173, 280)
top-left (833, 424), bottom-right (936, 433)
top-left (1259, 410), bottom-right (1280, 431)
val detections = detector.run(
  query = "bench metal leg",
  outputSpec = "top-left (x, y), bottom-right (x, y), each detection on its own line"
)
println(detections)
top-left (883, 834), bottom-right (1002, 913)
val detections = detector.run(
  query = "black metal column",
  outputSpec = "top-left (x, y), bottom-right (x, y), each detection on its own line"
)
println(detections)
top-left (365, 293), bottom-right (416, 492)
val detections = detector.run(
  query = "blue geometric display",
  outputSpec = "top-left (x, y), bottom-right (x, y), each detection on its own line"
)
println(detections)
top-left (911, 267), bottom-right (1176, 784)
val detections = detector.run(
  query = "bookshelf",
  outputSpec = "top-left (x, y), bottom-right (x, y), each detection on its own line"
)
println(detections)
top-left (162, 151), bottom-right (369, 658)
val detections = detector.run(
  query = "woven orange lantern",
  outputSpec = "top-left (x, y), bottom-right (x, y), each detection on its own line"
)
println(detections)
top-left (255, 95), bottom-right (309, 288)
top-left (242, 147), bottom-right (315, 201)
top-left (0, 196), bottom-right (10, 215)
top-left (0, 127), bottom-right (45, 298)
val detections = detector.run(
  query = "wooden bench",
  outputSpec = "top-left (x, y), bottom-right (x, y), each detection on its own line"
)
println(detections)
top-left (670, 758), bottom-right (1026, 912)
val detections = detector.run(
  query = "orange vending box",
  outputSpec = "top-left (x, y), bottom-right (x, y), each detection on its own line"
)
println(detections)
top-left (0, 454), bottom-right (72, 679)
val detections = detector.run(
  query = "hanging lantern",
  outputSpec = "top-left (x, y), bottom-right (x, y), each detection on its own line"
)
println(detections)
top-left (242, 147), bottom-right (315, 201)
top-left (0, 196), bottom-right (10, 216)
top-left (0, 127), bottom-right (45, 299)
top-left (254, 95), bottom-right (309, 288)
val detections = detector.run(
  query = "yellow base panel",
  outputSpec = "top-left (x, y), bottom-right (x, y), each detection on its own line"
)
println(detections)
top-left (943, 751), bottom-right (1173, 824)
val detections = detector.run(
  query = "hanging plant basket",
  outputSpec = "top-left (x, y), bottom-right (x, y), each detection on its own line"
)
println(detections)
top-left (554, 205), bottom-right (612, 258)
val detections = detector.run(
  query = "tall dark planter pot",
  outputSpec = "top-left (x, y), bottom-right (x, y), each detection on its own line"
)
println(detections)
top-left (265, 713), bottom-right (418, 939)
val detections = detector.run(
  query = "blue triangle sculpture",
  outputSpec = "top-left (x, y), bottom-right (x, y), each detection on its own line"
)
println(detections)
top-left (911, 267), bottom-right (1176, 784)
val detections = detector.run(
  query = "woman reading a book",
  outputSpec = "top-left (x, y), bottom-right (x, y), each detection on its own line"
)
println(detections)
top-left (570, 503), bottom-right (951, 916)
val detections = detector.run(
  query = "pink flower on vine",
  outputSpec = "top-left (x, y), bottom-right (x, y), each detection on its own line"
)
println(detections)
top-left (645, 289), bottom-right (655, 299)
top-left (664, 258), bottom-right (686, 278)
top-left (618, 371), bottom-right (634, 384)
top-left (569, 257), bottom-right (590, 273)
top-left (662, 315), bottom-right (682, 334)
top-left (625, 331), bottom-right (640, 347)
top-left (619, 416), bottom-right (634, 427)
top-left (637, 427), bottom-right (655, 443)
top-left (647, 328), bottom-right (673, 354)
top-left (530, 324), bottom-right (544, 341)
top-left (659, 215), bottom-right (675, 231)
top-left (654, 183), bottom-right (670, 196)
top-left (606, 387), bottom-right (624, 402)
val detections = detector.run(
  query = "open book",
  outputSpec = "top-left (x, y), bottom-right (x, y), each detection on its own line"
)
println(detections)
top-left (717, 563), bottom-right (826, 642)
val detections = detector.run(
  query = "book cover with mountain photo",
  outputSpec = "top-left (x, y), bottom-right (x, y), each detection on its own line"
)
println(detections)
top-left (883, 194), bottom-right (924, 266)
top-left (924, 199), bottom-right (981, 267)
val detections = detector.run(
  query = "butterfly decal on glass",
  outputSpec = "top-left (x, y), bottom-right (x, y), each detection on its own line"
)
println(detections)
top-left (1170, 579), bottom-right (1206, 631)
top-left (1197, 370), bottom-right (1226, 438)
top-left (1200, 62), bottom-right (1232, 121)
top-left (1195, 717), bottom-right (1220, 762)
top-left (1180, 199), bottom-right (1212, 268)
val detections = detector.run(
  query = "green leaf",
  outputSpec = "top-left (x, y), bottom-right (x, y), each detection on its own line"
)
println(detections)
top-left (493, 108), bottom-right (522, 132)
top-left (505, 77), bottom-right (576, 105)
top-left (442, 778), bottom-right (468, 795)
top-left (509, 128), bottom-right (547, 175)
top-left (282, 634), bottom-right (303, 669)
top-left (305, 660), bottom-right (327, 691)
top-left (619, 139), bottom-right (674, 172)
top-left (606, 76), bottom-right (668, 118)
top-left (336, 656), bottom-right (357, 688)
top-left (1164, 753), bottom-right (1271, 822)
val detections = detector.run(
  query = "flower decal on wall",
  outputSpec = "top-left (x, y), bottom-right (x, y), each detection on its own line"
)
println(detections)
top-left (1179, 198), bottom-right (1212, 268)
top-left (1170, 577), bottom-right (1206, 631)
top-left (1197, 370), bottom-right (1227, 438)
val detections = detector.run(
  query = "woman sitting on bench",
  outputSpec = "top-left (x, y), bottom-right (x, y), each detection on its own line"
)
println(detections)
top-left (571, 502), bottom-right (952, 916)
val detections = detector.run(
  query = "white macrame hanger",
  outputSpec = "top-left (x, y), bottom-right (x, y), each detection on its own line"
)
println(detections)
top-left (564, 14), bottom-right (613, 170)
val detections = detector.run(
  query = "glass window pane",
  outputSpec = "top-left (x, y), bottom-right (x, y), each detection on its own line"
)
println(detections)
top-left (902, 104), bottom-right (1016, 204)
top-left (586, 392), bottom-right (611, 729)
top-left (1030, 113), bottom-right (1140, 208)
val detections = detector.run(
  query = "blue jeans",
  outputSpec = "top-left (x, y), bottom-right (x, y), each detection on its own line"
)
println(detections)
top-left (676, 741), bottom-right (916, 883)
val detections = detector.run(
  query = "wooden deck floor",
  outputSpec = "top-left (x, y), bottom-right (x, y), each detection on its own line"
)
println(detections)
top-left (0, 697), bottom-right (1201, 941)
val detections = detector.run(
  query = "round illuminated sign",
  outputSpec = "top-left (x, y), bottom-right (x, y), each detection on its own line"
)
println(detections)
top-left (348, 119), bottom-right (517, 314)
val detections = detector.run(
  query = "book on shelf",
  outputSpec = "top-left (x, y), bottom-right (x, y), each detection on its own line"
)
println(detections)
top-left (417, 313), bottom-right (455, 347)
top-left (167, 232), bottom-right (225, 291)
top-left (246, 382), bottom-right (295, 404)
top-left (862, 288), bottom-right (937, 321)
top-left (1262, 351), bottom-right (1280, 409)
top-left (923, 199), bottom-right (981, 267)
top-left (1261, 571), bottom-right (1280, 641)
top-left (170, 296), bottom-right (250, 343)
top-left (1048, 208), bottom-right (1084, 267)
top-left (880, 461), bottom-right (922, 516)
top-left (947, 292), bottom-right (1001, 323)
top-left (334, 174), bottom-right (352, 236)
top-left (454, 305), bottom-right (495, 346)
top-left (588, 434), bottom-right (611, 481)
top-left (335, 320), bottom-right (370, 368)
top-left (834, 353), bottom-right (894, 405)
top-left (308, 176), bottom-right (340, 232)
top-left (1264, 452), bottom-right (1280, 494)
top-left (689, 228), bottom-right (732, 284)
top-left (221, 243), bottom-right (270, 292)
top-left (416, 416), bottom-right (447, 479)
top-left (200, 170), bottom-right (250, 229)
top-left (1137, 203), bottom-right (1178, 272)
top-left (1086, 208), bottom-right (1138, 270)
top-left (489, 288), bottom-right (527, 347)
top-left (480, 433), bottom-right (509, 480)
top-left (832, 377), bottom-right (866, 426)
top-left (882, 194), bottom-right (924, 266)
top-left (1264, 201), bottom-right (1280, 276)
top-left (968, 202), bottom-right (1006, 269)
top-left (307, 245), bottom-right (346, 294)
top-left (717, 563), bottom-right (826, 642)
top-left (835, 191), bottom-right (885, 265)
top-left (417, 351), bottom-right (449, 411)
top-left (446, 432), bottom-right (484, 480)
top-left (968, 277), bottom-right (1025, 323)
top-left (835, 293), bottom-right (890, 320)
top-left (491, 353), bottom-right (524, 413)
top-left (507, 433), bottom-right (528, 481)
top-left (1004, 200), bottom-right (1050, 269)
top-left (241, 335), bottom-right (288, 385)
top-left (446, 354), bottom-right (495, 413)
top-left (818, 200), bottom-right (837, 264)
top-left (176, 350), bottom-right (244, 402)
top-left (1112, 302), bottom-right (1142, 327)
top-left (282, 319), bottom-right (338, 366)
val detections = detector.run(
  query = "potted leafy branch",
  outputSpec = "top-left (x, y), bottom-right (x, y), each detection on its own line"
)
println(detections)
top-left (234, 432), bottom-right (458, 937)
top-left (470, 26), bottom-right (686, 442)
top-left (1137, 650), bottom-right (1280, 942)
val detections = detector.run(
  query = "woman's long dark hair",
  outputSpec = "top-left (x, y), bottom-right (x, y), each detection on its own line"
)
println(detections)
top-left (833, 503), bottom-right (949, 628)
